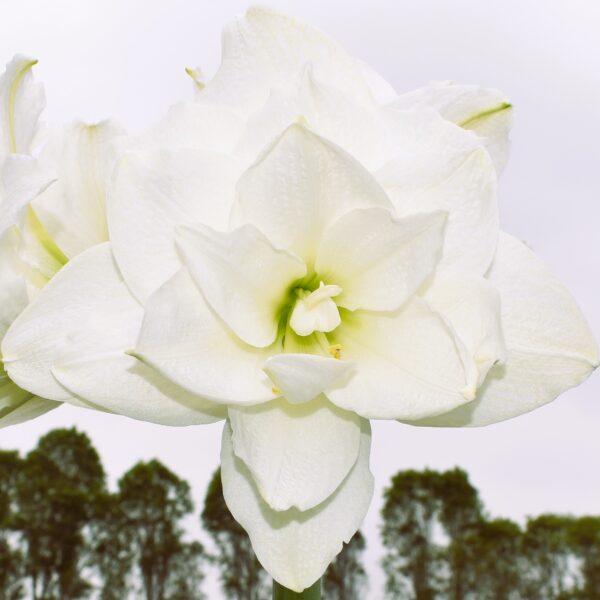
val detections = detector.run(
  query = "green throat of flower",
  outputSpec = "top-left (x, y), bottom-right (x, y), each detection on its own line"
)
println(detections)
top-left (277, 277), bottom-right (345, 361)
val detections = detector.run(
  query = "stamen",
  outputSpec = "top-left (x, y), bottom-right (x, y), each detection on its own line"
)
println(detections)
top-left (272, 386), bottom-right (281, 395)
top-left (328, 344), bottom-right (342, 360)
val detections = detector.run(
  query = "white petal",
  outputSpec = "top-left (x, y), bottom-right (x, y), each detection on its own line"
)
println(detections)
top-left (380, 139), bottom-right (498, 275)
top-left (377, 108), bottom-right (481, 193)
top-left (235, 66), bottom-right (389, 170)
top-left (0, 384), bottom-right (59, 429)
top-left (200, 7), bottom-right (371, 114)
top-left (176, 223), bottom-right (306, 348)
top-left (422, 270), bottom-right (506, 392)
top-left (264, 353), bottom-right (355, 405)
top-left (0, 155), bottom-right (54, 236)
top-left (228, 395), bottom-right (361, 511)
top-left (0, 229), bottom-right (28, 338)
top-left (32, 120), bottom-right (124, 258)
top-left (2, 243), bottom-right (136, 401)
top-left (357, 59), bottom-right (398, 104)
top-left (393, 81), bottom-right (513, 173)
top-left (53, 353), bottom-right (226, 426)
top-left (232, 124), bottom-right (391, 265)
top-left (2, 243), bottom-right (224, 425)
top-left (221, 419), bottom-right (373, 592)
top-left (15, 204), bottom-right (67, 285)
top-left (416, 233), bottom-right (598, 426)
top-left (0, 55), bottom-right (45, 162)
top-left (326, 298), bottom-right (471, 420)
top-left (109, 146), bottom-right (243, 302)
top-left (134, 269), bottom-right (274, 405)
top-left (316, 207), bottom-right (446, 312)
top-left (134, 102), bottom-right (243, 154)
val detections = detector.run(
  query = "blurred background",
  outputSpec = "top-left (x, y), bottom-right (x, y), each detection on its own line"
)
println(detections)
top-left (0, 0), bottom-right (599, 597)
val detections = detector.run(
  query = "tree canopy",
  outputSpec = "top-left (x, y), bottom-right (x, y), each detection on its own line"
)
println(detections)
top-left (1, 430), bottom-right (599, 599)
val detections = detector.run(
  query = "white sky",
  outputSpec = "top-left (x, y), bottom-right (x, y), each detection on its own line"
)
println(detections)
top-left (1, 1), bottom-right (599, 597)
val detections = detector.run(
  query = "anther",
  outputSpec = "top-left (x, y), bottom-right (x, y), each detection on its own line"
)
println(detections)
top-left (328, 344), bottom-right (342, 360)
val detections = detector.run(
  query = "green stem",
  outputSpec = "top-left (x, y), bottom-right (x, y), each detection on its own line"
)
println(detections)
top-left (273, 579), bottom-right (321, 599)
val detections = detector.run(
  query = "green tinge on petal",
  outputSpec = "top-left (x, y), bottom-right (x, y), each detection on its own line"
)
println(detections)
top-left (459, 102), bottom-right (512, 129)
top-left (7, 58), bottom-right (38, 153)
top-left (24, 205), bottom-right (69, 270)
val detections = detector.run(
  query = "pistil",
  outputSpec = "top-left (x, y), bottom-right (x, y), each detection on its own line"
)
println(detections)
top-left (289, 282), bottom-right (343, 336)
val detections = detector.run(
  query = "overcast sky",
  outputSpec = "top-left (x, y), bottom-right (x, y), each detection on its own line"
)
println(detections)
top-left (1, 1), bottom-right (599, 597)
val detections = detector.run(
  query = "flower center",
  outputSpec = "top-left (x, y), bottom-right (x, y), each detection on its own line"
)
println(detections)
top-left (289, 281), bottom-right (342, 337)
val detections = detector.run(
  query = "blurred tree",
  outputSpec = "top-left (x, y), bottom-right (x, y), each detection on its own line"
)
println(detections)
top-left (89, 492), bottom-right (134, 600)
top-left (118, 459), bottom-right (205, 600)
top-left (434, 469), bottom-right (482, 600)
top-left (381, 468), bottom-right (482, 599)
top-left (567, 516), bottom-right (600, 599)
top-left (163, 540), bottom-right (205, 600)
top-left (323, 530), bottom-right (368, 600)
top-left (202, 468), bottom-right (269, 600)
top-left (14, 428), bottom-right (105, 599)
top-left (36, 428), bottom-right (105, 496)
top-left (460, 518), bottom-right (523, 600)
top-left (10, 427), bottom-right (600, 600)
top-left (0, 451), bottom-right (25, 599)
top-left (522, 514), bottom-right (574, 599)
top-left (381, 469), bottom-right (442, 599)
top-left (0, 538), bottom-right (25, 600)
top-left (0, 451), bottom-right (21, 528)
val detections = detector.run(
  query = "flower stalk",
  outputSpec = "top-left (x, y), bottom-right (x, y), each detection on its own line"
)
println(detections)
top-left (273, 579), bottom-right (321, 599)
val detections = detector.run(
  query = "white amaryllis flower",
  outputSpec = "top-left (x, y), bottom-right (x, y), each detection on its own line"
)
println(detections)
top-left (2, 8), bottom-right (597, 592)
top-left (0, 54), bottom-right (61, 426)
top-left (0, 55), bottom-right (125, 427)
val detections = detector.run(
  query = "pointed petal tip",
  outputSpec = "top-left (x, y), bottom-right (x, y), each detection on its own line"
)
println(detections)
top-left (461, 384), bottom-right (477, 402)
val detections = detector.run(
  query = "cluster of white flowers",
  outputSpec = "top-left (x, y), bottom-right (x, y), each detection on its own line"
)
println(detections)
top-left (0, 8), bottom-right (597, 592)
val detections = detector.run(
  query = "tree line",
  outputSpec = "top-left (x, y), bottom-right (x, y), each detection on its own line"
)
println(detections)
top-left (381, 469), bottom-right (600, 599)
top-left (0, 429), bottom-right (365, 600)
top-left (0, 428), bottom-right (598, 599)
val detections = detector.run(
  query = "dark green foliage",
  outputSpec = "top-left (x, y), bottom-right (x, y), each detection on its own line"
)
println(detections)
top-left (381, 468), bottom-right (482, 600)
top-left (118, 459), bottom-right (205, 600)
top-left (459, 518), bottom-right (523, 600)
top-left (0, 538), bottom-right (25, 600)
top-left (0, 431), bottom-right (207, 600)
top-left (0, 451), bottom-right (21, 528)
top-left (89, 492), bottom-right (134, 600)
top-left (381, 468), bottom-right (600, 600)
top-left (522, 514), bottom-right (574, 599)
top-left (14, 428), bottom-right (105, 599)
top-left (163, 540), bottom-right (205, 599)
top-left (3, 430), bottom-right (600, 599)
top-left (567, 517), bottom-right (600, 599)
top-left (0, 451), bottom-right (25, 600)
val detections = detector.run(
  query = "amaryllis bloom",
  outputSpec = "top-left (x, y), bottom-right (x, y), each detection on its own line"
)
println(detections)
top-left (0, 55), bottom-right (124, 426)
top-left (2, 8), bottom-right (597, 592)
